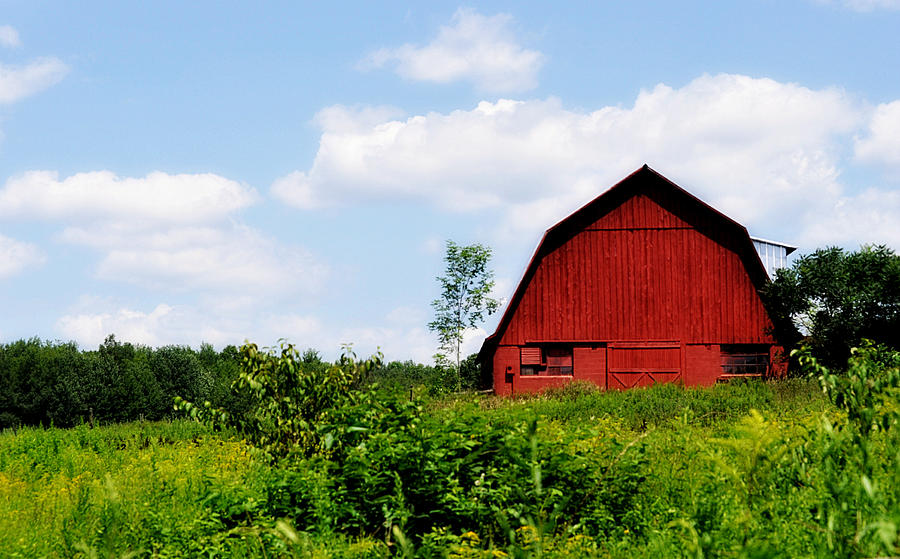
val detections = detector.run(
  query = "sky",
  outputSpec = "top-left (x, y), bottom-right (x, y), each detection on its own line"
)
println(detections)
top-left (1, 1), bottom-right (899, 361)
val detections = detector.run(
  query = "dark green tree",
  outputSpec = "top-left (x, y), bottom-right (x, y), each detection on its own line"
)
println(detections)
top-left (428, 240), bottom-right (500, 389)
top-left (763, 245), bottom-right (900, 368)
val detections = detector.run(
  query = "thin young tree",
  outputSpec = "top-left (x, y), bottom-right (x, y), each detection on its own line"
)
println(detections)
top-left (429, 240), bottom-right (500, 389)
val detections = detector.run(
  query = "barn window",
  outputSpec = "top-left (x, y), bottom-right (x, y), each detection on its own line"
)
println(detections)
top-left (546, 347), bottom-right (573, 375)
top-left (519, 346), bottom-right (574, 376)
top-left (520, 347), bottom-right (542, 375)
top-left (720, 345), bottom-right (769, 376)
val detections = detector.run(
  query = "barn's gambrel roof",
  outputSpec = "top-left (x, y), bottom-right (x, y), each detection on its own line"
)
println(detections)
top-left (480, 164), bottom-right (773, 358)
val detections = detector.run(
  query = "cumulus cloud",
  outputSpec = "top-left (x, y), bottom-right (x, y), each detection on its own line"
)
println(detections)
top-left (855, 100), bottom-right (900, 175)
top-left (0, 170), bottom-right (258, 223)
top-left (0, 169), bottom-right (326, 297)
top-left (0, 57), bottom-right (68, 104)
top-left (57, 304), bottom-right (177, 348)
top-left (337, 324), bottom-right (437, 363)
top-left (273, 73), bottom-right (880, 246)
top-left (56, 300), bottom-right (331, 350)
top-left (0, 26), bottom-right (21, 48)
top-left (798, 187), bottom-right (900, 247)
top-left (361, 8), bottom-right (544, 92)
top-left (60, 224), bottom-right (327, 294)
top-left (0, 233), bottom-right (44, 278)
top-left (58, 222), bottom-right (327, 297)
top-left (55, 301), bottom-right (436, 362)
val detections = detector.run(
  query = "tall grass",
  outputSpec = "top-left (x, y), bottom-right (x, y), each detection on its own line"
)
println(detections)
top-left (0, 421), bottom-right (275, 557)
top-left (4, 376), bottom-right (897, 558)
top-left (436, 378), bottom-right (826, 430)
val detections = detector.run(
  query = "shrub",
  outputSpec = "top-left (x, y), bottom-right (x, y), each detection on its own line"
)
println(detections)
top-left (175, 342), bottom-right (382, 461)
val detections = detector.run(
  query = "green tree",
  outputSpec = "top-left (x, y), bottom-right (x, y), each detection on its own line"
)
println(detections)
top-left (763, 245), bottom-right (900, 368)
top-left (428, 240), bottom-right (500, 389)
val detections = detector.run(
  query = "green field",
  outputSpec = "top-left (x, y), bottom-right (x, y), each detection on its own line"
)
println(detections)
top-left (4, 372), bottom-right (899, 558)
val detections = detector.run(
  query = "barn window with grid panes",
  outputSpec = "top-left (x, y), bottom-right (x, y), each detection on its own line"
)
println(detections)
top-left (720, 345), bottom-right (769, 376)
top-left (519, 346), bottom-right (573, 376)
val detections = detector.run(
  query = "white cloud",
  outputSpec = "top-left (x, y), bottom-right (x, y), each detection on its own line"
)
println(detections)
top-left (420, 237), bottom-right (443, 255)
top-left (1, 169), bottom-right (327, 297)
top-left (0, 57), bottom-right (68, 104)
top-left (0, 170), bottom-right (258, 224)
top-left (339, 308), bottom-right (487, 363)
top-left (54, 301), bottom-right (434, 362)
top-left (56, 301), bottom-right (271, 350)
top-left (55, 297), bottom-right (326, 350)
top-left (491, 276), bottom-right (515, 307)
top-left (361, 8), bottom-right (544, 93)
top-left (57, 303), bottom-right (177, 348)
top-left (0, 26), bottom-right (21, 48)
top-left (337, 324), bottom-right (437, 363)
top-left (0, 233), bottom-right (44, 278)
top-left (80, 225), bottom-right (326, 294)
top-left (460, 327), bottom-right (488, 360)
top-left (798, 187), bottom-right (900, 247)
top-left (855, 100), bottom-right (900, 174)
top-left (273, 73), bottom-right (878, 246)
top-left (52, 220), bottom-right (327, 296)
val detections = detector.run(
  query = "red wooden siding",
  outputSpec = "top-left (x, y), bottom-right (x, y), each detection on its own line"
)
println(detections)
top-left (573, 347), bottom-right (606, 386)
top-left (481, 165), bottom-right (785, 395)
top-left (498, 224), bottom-right (775, 346)
top-left (589, 193), bottom-right (692, 229)
top-left (608, 344), bottom-right (680, 371)
top-left (608, 343), bottom-right (682, 389)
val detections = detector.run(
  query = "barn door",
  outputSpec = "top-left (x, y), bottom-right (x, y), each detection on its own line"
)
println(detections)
top-left (607, 342), bottom-right (682, 389)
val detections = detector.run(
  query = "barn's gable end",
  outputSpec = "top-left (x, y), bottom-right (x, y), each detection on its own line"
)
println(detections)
top-left (587, 191), bottom-right (692, 230)
top-left (482, 166), bottom-right (784, 394)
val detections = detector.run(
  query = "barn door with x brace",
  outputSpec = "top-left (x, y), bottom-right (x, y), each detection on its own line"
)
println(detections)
top-left (607, 342), bottom-right (682, 389)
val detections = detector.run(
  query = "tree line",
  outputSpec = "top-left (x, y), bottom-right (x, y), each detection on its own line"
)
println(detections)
top-left (0, 335), bottom-right (245, 429)
top-left (0, 334), bottom-right (486, 430)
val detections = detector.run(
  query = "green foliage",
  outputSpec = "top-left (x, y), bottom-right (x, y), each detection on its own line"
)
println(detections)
top-left (0, 335), bottom-right (246, 428)
top-left (764, 244), bottom-right (900, 368)
top-left (794, 341), bottom-right (900, 557)
top-left (368, 352), bottom-right (487, 398)
top-left (175, 341), bottom-right (383, 461)
top-left (459, 351), bottom-right (489, 390)
top-left (368, 359), bottom-right (456, 397)
top-left (9, 348), bottom-right (900, 557)
top-left (0, 420), bottom-right (278, 558)
top-left (429, 240), bottom-right (500, 387)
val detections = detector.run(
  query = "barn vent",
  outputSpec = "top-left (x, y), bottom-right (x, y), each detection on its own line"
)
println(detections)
top-left (520, 347), bottom-right (542, 365)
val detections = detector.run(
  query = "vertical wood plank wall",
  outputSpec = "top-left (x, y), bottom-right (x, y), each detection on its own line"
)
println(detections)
top-left (487, 177), bottom-right (780, 393)
top-left (499, 193), bottom-right (775, 347)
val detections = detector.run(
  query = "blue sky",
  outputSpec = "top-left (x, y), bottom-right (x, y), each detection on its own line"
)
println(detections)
top-left (1, 1), bottom-right (899, 360)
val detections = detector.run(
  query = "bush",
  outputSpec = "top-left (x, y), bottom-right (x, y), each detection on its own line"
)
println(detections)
top-left (175, 342), bottom-right (383, 461)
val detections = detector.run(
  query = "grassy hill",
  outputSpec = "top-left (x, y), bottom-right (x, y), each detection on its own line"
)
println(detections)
top-left (6, 375), bottom-right (892, 558)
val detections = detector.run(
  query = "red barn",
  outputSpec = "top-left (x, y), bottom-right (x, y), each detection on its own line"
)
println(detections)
top-left (480, 165), bottom-right (793, 395)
